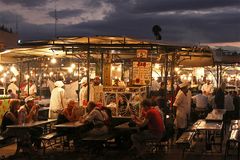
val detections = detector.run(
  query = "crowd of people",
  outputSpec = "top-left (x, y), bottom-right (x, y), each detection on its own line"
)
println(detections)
top-left (151, 78), bottom-right (240, 139)
top-left (0, 75), bottom-right (240, 158)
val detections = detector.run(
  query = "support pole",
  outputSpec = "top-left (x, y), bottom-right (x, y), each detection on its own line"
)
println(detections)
top-left (163, 53), bottom-right (169, 110)
top-left (87, 37), bottom-right (90, 101)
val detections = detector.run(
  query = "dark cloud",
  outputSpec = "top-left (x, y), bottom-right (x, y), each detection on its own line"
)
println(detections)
top-left (0, 12), bottom-right (24, 32)
top-left (121, 0), bottom-right (240, 13)
top-left (0, 0), bottom-right (49, 7)
top-left (2, 0), bottom-right (238, 43)
top-left (49, 9), bottom-right (84, 19)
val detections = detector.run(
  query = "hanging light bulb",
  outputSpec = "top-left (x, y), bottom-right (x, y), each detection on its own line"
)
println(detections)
top-left (49, 72), bottom-right (53, 77)
top-left (0, 77), bottom-right (5, 83)
top-left (51, 57), bottom-right (57, 64)
top-left (71, 63), bottom-right (76, 68)
top-left (68, 67), bottom-right (73, 73)
top-left (25, 75), bottom-right (30, 80)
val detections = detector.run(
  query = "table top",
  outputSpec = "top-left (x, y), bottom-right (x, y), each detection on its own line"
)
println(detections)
top-left (55, 121), bottom-right (85, 128)
top-left (205, 109), bottom-right (226, 122)
top-left (191, 119), bottom-right (223, 131)
top-left (7, 119), bottom-right (56, 129)
top-left (114, 122), bottom-right (139, 130)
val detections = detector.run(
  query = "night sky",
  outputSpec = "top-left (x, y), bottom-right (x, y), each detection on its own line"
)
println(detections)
top-left (0, 0), bottom-right (239, 43)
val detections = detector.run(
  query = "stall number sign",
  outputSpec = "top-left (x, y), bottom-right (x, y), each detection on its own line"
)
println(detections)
top-left (132, 61), bottom-right (152, 85)
top-left (136, 50), bottom-right (148, 58)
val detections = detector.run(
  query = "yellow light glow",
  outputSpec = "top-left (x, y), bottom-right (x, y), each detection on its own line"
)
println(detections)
top-left (175, 67), bottom-right (180, 72)
top-left (25, 75), bottom-right (30, 80)
top-left (71, 63), bottom-right (76, 68)
top-left (227, 77), bottom-right (231, 82)
top-left (49, 72), bottom-right (53, 76)
top-left (155, 64), bottom-right (160, 69)
top-left (0, 65), bottom-right (3, 72)
top-left (68, 67), bottom-right (73, 73)
top-left (11, 77), bottom-right (17, 82)
top-left (50, 58), bottom-right (57, 64)
top-left (0, 78), bottom-right (5, 83)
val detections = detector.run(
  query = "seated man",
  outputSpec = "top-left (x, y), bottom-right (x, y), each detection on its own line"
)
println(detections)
top-left (80, 101), bottom-right (109, 136)
top-left (18, 96), bottom-right (43, 148)
top-left (131, 99), bottom-right (165, 156)
top-left (1, 100), bottom-right (20, 137)
top-left (57, 99), bottom-right (80, 124)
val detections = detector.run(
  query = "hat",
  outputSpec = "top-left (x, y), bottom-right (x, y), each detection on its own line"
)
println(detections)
top-left (25, 96), bottom-right (34, 103)
top-left (80, 77), bottom-right (88, 85)
top-left (54, 81), bottom-right (64, 87)
top-left (179, 82), bottom-right (188, 88)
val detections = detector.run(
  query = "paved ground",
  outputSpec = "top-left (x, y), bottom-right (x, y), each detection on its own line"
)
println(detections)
top-left (0, 135), bottom-right (238, 160)
top-left (0, 125), bottom-right (239, 160)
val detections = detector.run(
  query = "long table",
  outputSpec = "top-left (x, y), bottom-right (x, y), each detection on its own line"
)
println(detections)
top-left (191, 119), bottom-right (224, 152)
top-left (7, 119), bottom-right (57, 155)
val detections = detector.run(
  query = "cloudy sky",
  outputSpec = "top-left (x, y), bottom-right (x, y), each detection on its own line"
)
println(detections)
top-left (0, 0), bottom-right (239, 43)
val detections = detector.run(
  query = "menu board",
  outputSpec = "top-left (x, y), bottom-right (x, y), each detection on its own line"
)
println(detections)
top-left (132, 61), bottom-right (152, 85)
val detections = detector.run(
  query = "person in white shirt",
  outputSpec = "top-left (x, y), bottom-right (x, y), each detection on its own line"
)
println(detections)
top-left (192, 90), bottom-right (209, 111)
top-left (173, 82), bottom-right (189, 139)
top-left (79, 77), bottom-right (94, 107)
top-left (24, 80), bottom-right (37, 96)
top-left (49, 81), bottom-right (65, 119)
top-left (201, 80), bottom-right (214, 97)
top-left (7, 81), bottom-right (19, 95)
top-left (225, 92), bottom-right (235, 111)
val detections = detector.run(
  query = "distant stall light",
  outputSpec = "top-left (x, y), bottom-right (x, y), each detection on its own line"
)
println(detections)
top-left (10, 66), bottom-right (19, 76)
top-left (51, 58), bottom-right (57, 64)
top-left (227, 77), bottom-right (231, 82)
top-left (71, 63), bottom-right (76, 68)
top-left (17, 40), bottom-right (21, 44)
top-left (68, 67), bottom-right (73, 73)
top-left (49, 72), bottom-right (53, 76)
top-left (11, 77), bottom-right (17, 82)
top-left (3, 73), bottom-right (7, 77)
top-left (0, 65), bottom-right (3, 72)
top-left (25, 75), bottom-right (30, 80)
top-left (0, 77), bottom-right (5, 83)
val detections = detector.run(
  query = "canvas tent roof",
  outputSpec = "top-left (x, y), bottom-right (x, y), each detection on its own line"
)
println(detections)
top-left (0, 36), bottom-right (214, 66)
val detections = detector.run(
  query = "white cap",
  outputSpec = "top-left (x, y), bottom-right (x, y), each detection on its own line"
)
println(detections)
top-left (179, 82), bottom-right (188, 88)
top-left (25, 96), bottom-right (34, 103)
top-left (80, 77), bottom-right (88, 85)
top-left (54, 81), bottom-right (64, 87)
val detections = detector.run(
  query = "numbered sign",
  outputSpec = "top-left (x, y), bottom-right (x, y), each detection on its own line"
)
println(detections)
top-left (136, 50), bottom-right (148, 58)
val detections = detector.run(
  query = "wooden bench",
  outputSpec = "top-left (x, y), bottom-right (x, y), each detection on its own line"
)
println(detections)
top-left (40, 132), bottom-right (65, 155)
top-left (81, 133), bottom-right (116, 154)
top-left (176, 131), bottom-right (196, 159)
top-left (224, 130), bottom-right (240, 160)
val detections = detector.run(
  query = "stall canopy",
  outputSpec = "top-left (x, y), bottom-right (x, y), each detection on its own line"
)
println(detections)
top-left (203, 42), bottom-right (240, 64)
top-left (0, 36), bottom-right (214, 67)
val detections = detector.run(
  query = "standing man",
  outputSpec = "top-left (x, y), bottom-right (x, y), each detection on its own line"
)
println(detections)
top-left (173, 82), bottom-right (189, 139)
top-left (24, 80), bottom-right (37, 96)
top-left (7, 80), bottom-right (19, 95)
top-left (201, 79), bottom-right (214, 97)
top-left (79, 77), bottom-right (94, 107)
top-left (49, 81), bottom-right (65, 119)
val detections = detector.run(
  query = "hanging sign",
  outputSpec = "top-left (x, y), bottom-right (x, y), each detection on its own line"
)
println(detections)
top-left (132, 61), bottom-right (152, 85)
top-left (136, 50), bottom-right (148, 58)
